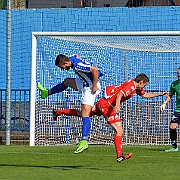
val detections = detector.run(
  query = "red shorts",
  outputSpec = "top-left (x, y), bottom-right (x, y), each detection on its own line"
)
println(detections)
top-left (91, 97), bottom-right (121, 124)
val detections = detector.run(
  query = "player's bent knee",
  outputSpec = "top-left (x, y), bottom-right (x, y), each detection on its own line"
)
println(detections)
top-left (64, 78), bottom-right (77, 88)
top-left (64, 78), bottom-right (72, 85)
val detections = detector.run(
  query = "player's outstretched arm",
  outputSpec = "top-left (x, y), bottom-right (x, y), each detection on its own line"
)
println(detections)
top-left (142, 91), bottom-right (168, 98)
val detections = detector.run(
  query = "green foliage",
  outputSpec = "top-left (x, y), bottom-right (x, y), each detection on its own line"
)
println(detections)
top-left (0, 0), bottom-right (6, 9)
top-left (0, 145), bottom-right (180, 180)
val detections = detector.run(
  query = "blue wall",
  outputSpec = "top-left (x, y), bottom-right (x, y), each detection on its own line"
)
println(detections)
top-left (0, 7), bottom-right (180, 89)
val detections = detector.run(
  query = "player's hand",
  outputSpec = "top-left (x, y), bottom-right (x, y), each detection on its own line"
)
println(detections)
top-left (161, 91), bottom-right (169, 96)
top-left (92, 85), bottom-right (99, 94)
top-left (160, 103), bottom-right (166, 111)
top-left (114, 106), bottom-right (120, 113)
top-left (75, 54), bottom-right (80, 59)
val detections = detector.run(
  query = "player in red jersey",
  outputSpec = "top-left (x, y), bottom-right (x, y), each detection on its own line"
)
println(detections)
top-left (53, 73), bottom-right (168, 162)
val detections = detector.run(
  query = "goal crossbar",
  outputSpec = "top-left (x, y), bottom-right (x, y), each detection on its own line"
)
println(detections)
top-left (32, 31), bottom-right (180, 36)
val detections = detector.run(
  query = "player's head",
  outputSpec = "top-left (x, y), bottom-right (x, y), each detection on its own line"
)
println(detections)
top-left (55, 54), bottom-right (72, 70)
top-left (135, 73), bottom-right (149, 89)
top-left (177, 67), bottom-right (180, 81)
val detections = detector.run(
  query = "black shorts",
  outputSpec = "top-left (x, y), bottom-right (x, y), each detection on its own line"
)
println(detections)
top-left (170, 112), bottom-right (180, 124)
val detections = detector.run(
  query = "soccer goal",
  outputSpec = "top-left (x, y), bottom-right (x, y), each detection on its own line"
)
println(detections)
top-left (30, 31), bottom-right (180, 146)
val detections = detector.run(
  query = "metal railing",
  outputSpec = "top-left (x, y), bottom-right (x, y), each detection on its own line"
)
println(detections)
top-left (0, 89), bottom-right (30, 131)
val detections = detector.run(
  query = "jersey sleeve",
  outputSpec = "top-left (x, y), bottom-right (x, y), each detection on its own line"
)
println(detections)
top-left (169, 83), bottom-right (175, 96)
top-left (136, 89), bottom-right (146, 96)
top-left (75, 61), bottom-right (91, 72)
top-left (70, 55), bottom-right (91, 72)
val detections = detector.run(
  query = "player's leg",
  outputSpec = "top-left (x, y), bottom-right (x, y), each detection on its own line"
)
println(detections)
top-left (38, 78), bottom-right (78, 99)
top-left (52, 101), bottom-right (101, 121)
top-left (52, 83), bottom-right (102, 120)
top-left (74, 82), bottom-right (101, 154)
top-left (52, 109), bottom-right (81, 120)
top-left (52, 103), bottom-right (100, 150)
top-left (165, 124), bottom-right (178, 152)
top-left (110, 121), bottom-right (123, 159)
top-left (165, 112), bottom-right (179, 152)
top-left (91, 102), bottom-right (104, 116)
top-left (74, 104), bottom-right (92, 154)
top-left (96, 99), bottom-right (124, 160)
top-left (94, 98), bottom-right (132, 162)
top-left (110, 121), bottom-right (133, 162)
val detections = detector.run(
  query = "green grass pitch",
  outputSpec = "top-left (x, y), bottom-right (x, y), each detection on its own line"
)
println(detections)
top-left (0, 145), bottom-right (180, 180)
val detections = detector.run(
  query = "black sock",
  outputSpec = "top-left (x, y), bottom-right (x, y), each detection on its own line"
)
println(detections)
top-left (170, 128), bottom-right (177, 148)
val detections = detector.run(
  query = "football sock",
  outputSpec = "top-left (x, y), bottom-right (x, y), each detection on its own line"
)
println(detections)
top-left (114, 136), bottom-right (122, 158)
top-left (48, 82), bottom-right (68, 95)
top-left (56, 109), bottom-right (78, 116)
top-left (82, 117), bottom-right (91, 140)
top-left (170, 128), bottom-right (177, 148)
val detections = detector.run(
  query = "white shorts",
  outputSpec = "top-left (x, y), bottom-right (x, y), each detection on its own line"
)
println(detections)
top-left (75, 78), bottom-right (101, 106)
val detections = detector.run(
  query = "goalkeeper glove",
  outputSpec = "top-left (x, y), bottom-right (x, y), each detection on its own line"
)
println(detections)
top-left (160, 102), bottom-right (167, 111)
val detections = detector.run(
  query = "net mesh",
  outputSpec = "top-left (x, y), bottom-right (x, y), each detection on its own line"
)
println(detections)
top-left (52, 36), bottom-right (180, 52)
top-left (34, 34), bottom-right (180, 145)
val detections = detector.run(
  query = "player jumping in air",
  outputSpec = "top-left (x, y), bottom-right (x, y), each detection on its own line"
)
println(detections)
top-left (53, 73), bottom-right (168, 162)
top-left (161, 67), bottom-right (180, 152)
top-left (38, 54), bottom-right (103, 154)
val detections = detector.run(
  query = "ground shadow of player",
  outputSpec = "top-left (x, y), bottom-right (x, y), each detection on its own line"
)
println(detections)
top-left (144, 147), bottom-right (166, 152)
top-left (0, 163), bottom-right (121, 171)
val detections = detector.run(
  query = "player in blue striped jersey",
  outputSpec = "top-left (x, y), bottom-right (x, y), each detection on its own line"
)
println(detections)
top-left (38, 54), bottom-right (103, 153)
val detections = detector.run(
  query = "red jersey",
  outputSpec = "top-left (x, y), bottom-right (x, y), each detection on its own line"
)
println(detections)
top-left (105, 79), bottom-right (146, 106)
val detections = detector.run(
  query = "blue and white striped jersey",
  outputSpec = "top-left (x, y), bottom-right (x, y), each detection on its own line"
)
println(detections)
top-left (69, 55), bottom-right (103, 87)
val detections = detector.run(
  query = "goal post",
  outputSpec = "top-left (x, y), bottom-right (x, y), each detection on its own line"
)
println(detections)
top-left (30, 31), bottom-right (180, 146)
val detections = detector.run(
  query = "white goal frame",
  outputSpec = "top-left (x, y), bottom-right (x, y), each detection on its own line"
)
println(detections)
top-left (30, 31), bottom-right (180, 146)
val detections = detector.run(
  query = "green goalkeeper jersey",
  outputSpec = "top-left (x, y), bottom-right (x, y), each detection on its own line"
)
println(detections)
top-left (170, 80), bottom-right (180, 112)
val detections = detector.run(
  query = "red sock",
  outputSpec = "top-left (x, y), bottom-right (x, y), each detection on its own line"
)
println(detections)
top-left (114, 136), bottom-right (122, 158)
top-left (56, 109), bottom-right (78, 116)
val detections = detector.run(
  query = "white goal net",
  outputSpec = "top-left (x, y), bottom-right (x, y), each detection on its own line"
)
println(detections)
top-left (30, 31), bottom-right (180, 146)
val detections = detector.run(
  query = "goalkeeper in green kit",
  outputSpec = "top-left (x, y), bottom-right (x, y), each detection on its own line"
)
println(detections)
top-left (161, 67), bottom-right (180, 152)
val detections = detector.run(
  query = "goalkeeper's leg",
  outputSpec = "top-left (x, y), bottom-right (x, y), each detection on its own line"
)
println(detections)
top-left (165, 113), bottom-right (179, 152)
top-left (165, 122), bottom-right (178, 152)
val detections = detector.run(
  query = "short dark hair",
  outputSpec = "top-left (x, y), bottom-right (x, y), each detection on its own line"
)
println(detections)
top-left (55, 54), bottom-right (69, 66)
top-left (135, 73), bottom-right (149, 83)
